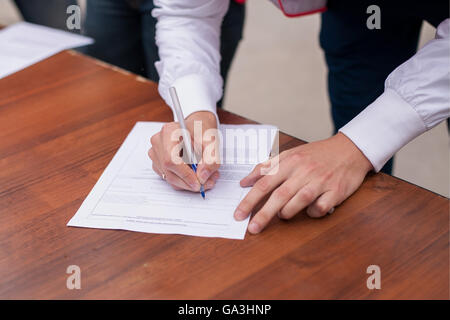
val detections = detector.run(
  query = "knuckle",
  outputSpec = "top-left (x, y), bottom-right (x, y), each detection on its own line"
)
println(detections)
top-left (315, 200), bottom-right (329, 215)
top-left (318, 170), bottom-right (333, 185)
top-left (273, 185), bottom-right (293, 201)
top-left (299, 187), bottom-right (316, 203)
top-left (288, 153), bottom-right (303, 163)
top-left (305, 162), bottom-right (318, 174)
top-left (255, 163), bottom-right (266, 174)
top-left (255, 178), bottom-right (271, 193)
top-left (150, 134), bottom-right (158, 145)
top-left (161, 123), bottom-right (175, 135)
top-left (162, 157), bottom-right (175, 168)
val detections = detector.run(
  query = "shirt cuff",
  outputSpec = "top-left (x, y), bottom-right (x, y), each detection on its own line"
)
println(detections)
top-left (339, 88), bottom-right (427, 172)
top-left (171, 74), bottom-right (219, 125)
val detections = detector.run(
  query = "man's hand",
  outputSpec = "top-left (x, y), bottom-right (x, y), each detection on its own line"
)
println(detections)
top-left (148, 111), bottom-right (220, 191)
top-left (234, 133), bottom-right (373, 234)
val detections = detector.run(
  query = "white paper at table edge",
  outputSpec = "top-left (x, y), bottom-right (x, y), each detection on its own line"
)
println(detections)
top-left (67, 121), bottom-right (278, 240)
top-left (0, 21), bottom-right (94, 49)
top-left (0, 22), bottom-right (94, 79)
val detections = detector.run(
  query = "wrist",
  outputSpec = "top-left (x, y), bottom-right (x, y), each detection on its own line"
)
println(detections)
top-left (334, 132), bottom-right (373, 173)
top-left (187, 111), bottom-right (218, 128)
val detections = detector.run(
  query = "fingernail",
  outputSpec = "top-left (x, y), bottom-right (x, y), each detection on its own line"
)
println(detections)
top-left (234, 209), bottom-right (247, 221)
top-left (205, 180), bottom-right (215, 189)
top-left (199, 169), bottom-right (210, 184)
top-left (248, 221), bottom-right (260, 234)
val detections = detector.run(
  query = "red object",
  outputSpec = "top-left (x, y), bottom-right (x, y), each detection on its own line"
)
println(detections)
top-left (232, 0), bottom-right (326, 17)
top-left (277, 0), bottom-right (327, 18)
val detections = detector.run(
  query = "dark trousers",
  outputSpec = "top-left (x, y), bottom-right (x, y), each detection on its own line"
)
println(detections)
top-left (320, 0), bottom-right (449, 174)
top-left (14, 0), bottom-right (78, 31)
top-left (80, 0), bottom-right (245, 106)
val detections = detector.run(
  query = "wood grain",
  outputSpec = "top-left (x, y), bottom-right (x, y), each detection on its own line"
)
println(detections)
top-left (0, 51), bottom-right (448, 299)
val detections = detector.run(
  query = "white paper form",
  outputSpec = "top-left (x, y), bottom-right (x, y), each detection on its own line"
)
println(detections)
top-left (68, 122), bottom-right (278, 239)
top-left (0, 22), bottom-right (93, 79)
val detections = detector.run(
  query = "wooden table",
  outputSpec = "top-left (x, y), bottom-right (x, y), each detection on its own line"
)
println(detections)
top-left (0, 50), bottom-right (448, 299)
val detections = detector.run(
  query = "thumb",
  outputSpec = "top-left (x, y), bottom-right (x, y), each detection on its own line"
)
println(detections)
top-left (196, 162), bottom-right (220, 185)
top-left (196, 133), bottom-right (221, 184)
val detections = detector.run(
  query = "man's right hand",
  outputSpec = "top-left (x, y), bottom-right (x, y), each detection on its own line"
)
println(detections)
top-left (148, 111), bottom-right (221, 192)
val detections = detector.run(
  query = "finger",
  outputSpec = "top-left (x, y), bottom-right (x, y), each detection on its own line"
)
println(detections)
top-left (240, 162), bottom-right (265, 187)
top-left (168, 163), bottom-right (201, 191)
top-left (203, 171), bottom-right (220, 190)
top-left (160, 122), bottom-right (184, 167)
top-left (196, 162), bottom-right (220, 185)
top-left (197, 135), bottom-right (221, 184)
top-left (149, 133), bottom-right (164, 162)
top-left (150, 132), bottom-right (159, 149)
top-left (148, 147), bottom-right (160, 164)
top-left (155, 153), bottom-right (214, 192)
top-left (278, 182), bottom-right (323, 220)
top-left (160, 126), bottom-right (201, 191)
top-left (306, 191), bottom-right (340, 218)
top-left (152, 163), bottom-right (162, 177)
top-left (155, 156), bottom-right (217, 192)
top-left (247, 179), bottom-right (300, 234)
top-left (234, 162), bottom-right (287, 221)
top-left (240, 151), bottom-right (289, 187)
top-left (164, 170), bottom-right (196, 191)
top-left (149, 147), bottom-right (163, 176)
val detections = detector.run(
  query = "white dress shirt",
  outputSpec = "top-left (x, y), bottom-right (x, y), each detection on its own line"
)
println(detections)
top-left (153, 1), bottom-right (449, 172)
top-left (152, 0), bottom-right (229, 124)
top-left (340, 19), bottom-right (450, 171)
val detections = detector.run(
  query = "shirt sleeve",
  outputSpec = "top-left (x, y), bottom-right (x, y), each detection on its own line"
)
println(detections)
top-left (152, 0), bottom-right (229, 124)
top-left (339, 19), bottom-right (450, 172)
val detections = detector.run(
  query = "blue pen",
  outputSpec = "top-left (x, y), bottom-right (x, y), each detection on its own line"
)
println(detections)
top-left (190, 163), bottom-right (205, 199)
top-left (169, 87), bottom-right (206, 199)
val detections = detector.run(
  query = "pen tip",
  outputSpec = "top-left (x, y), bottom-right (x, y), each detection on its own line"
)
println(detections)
top-left (200, 186), bottom-right (205, 199)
